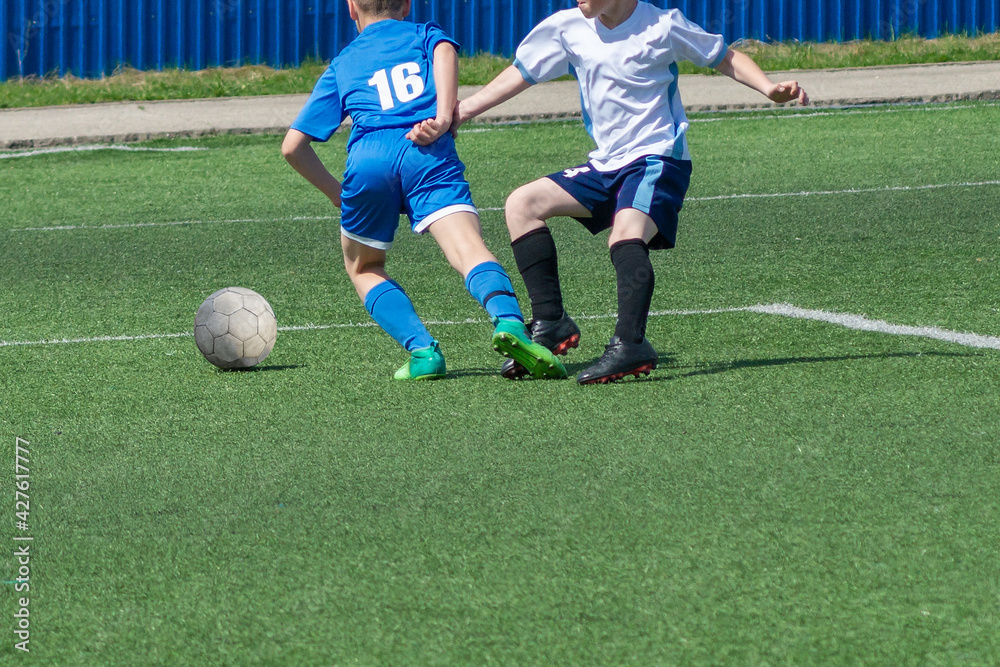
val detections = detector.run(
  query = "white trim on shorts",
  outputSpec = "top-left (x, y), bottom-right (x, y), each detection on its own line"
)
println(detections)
top-left (413, 204), bottom-right (479, 235)
top-left (341, 227), bottom-right (393, 251)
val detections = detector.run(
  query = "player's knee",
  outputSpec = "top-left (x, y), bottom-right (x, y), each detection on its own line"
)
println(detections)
top-left (342, 248), bottom-right (381, 279)
top-left (505, 183), bottom-right (550, 231)
top-left (341, 252), bottom-right (359, 277)
top-left (505, 184), bottom-right (533, 217)
top-left (280, 133), bottom-right (298, 161)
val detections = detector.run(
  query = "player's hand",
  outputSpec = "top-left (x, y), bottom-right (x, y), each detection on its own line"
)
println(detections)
top-left (769, 81), bottom-right (809, 106)
top-left (406, 116), bottom-right (450, 146)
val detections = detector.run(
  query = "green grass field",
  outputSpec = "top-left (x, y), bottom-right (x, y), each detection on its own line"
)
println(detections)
top-left (2, 102), bottom-right (1000, 663)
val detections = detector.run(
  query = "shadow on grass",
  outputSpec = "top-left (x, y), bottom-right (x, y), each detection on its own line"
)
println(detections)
top-left (216, 364), bottom-right (305, 373)
top-left (659, 350), bottom-right (977, 382)
top-left (446, 355), bottom-right (681, 381)
top-left (413, 351), bottom-right (977, 383)
top-left (448, 367), bottom-right (542, 379)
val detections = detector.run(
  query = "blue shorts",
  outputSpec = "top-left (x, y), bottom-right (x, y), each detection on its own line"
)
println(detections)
top-left (340, 128), bottom-right (478, 250)
top-left (546, 155), bottom-right (692, 250)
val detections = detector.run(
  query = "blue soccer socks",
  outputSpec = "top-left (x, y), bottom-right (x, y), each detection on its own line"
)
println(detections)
top-left (364, 280), bottom-right (435, 352)
top-left (465, 261), bottom-right (524, 323)
top-left (365, 267), bottom-right (531, 380)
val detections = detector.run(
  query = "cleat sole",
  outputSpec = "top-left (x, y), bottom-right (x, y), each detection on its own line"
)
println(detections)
top-left (493, 332), bottom-right (568, 380)
top-left (552, 334), bottom-right (581, 356)
top-left (578, 362), bottom-right (656, 385)
top-left (501, 364), bottom-right (530, 380)
top-left (502, 333), bottom-right (578, 380)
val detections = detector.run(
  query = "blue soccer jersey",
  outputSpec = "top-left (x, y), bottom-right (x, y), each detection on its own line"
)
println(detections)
top-left (290, 19), bottom-right (476, 250)
top-left (292, 20), bottom-right (458, 148)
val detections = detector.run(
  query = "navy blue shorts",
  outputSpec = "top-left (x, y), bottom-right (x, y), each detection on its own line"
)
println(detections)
top-left (546, 155), bottom-right (692, 250)
top-left (340, 128), bottom-right (478, 250)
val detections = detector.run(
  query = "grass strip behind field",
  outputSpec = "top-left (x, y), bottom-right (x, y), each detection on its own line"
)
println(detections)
top-left (2, 33), bottom-right (998, 109)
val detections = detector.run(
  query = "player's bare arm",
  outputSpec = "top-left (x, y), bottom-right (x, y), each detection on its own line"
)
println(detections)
top-left (281, 129), bottom-right (343, 207)
top-left (452, 65), bottom-right (534, 131)
top-left (406, 42), bottom-right (460, 146)
top-left (714, 48), bottom-right (809, 105)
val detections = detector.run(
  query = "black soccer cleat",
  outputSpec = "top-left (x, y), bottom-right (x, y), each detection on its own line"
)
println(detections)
top-left (576, 335), bottom-right (658, 385)
top-left (500, 311), bottom-right (581, 380)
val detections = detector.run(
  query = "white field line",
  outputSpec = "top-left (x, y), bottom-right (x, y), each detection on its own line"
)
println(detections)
top-left (0, 145), bottom-right (208, 159)
top-left (2, 303), bottom-right (998, 351)
top-left (0, 331), bottom-right (194, 347)
top-left (480, 179), bottom-right (1000, 211)
top-left (459, 101), bottom-right (1000, 131)
top-left (743, 303), bottom-right (1000, 350)
top-left (14, 178), bottom-right (993, 231)
top-left (9, 215), bottom-right (341, 232)
top-left (687, 102), bottom-right (999, 124)
top-left (686, 180), bottom-right (1000, 202)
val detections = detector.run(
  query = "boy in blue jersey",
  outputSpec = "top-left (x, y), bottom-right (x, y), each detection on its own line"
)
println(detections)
top-left (282, 0), bottom-right (566, 381)
top-left (412, 0), bottom-right (809, 384)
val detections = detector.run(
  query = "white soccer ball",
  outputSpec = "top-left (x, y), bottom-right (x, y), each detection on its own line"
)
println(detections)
top-left (194, 287), bottom-right (277, 369)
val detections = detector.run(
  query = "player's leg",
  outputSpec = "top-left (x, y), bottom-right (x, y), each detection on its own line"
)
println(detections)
top-left (340, 235), bottom-right (446, 380)
top-left (426, 211), bottom-right (522, 322)
top-left (425, 210), bottom-right (567, 380)
top-left (576, 156), bottom-right (691, 384)
top-left (493, 176), bottom-right (589, 379)
top-left (402, 133), bottom-right (566, 379)
top-left (340, 234), bottom-right (391, 300)
top-left (576, 208), bottom-right (660, 384)
top-left (340, 132), bottom-right (447, 380)
top-left (607, 207), bottom-right (660, 346)
top-left (506, 164), bottom-right (631, 378)
top-left (506, 177), bottom-right (589, 323)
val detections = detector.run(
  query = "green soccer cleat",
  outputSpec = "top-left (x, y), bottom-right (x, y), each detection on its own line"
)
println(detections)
top-left (394, 341), bottom-right (447, 381)
top-left (491, 318), bottom-right (568, 380)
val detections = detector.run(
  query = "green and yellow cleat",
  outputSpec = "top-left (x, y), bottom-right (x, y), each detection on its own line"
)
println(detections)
top-left (491, 318), bottom-right (568, 380)
top-left (394, 341), bottom-right (447, 381)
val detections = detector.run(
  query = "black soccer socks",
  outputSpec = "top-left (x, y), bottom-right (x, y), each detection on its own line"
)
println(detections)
top-left (511, 227), bottom-right (565, 322)
top-left (610, 239), bottom-right (654, 345)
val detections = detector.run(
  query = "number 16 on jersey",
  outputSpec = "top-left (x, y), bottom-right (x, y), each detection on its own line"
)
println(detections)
top-left (368, 62), bottom-right (424, 110)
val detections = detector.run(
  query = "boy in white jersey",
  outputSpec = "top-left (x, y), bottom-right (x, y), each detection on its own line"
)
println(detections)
top-left (410, 0), bottom-right (808, 384)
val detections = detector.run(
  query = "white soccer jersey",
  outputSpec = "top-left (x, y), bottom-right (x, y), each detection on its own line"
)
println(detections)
top-left (513, 2), bottom-right (726, 171)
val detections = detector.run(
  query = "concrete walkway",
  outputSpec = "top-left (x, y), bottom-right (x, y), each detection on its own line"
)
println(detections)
top-left (1, 60), bottom-right (998, 149)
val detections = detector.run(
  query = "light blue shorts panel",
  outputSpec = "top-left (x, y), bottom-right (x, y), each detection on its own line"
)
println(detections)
top-left (340, 129), bottom-right (477, 249)
top-left (546, 155), bottom-right (692, 250)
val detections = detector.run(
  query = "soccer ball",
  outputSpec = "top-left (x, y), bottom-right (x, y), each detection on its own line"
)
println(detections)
top-left (194, 287), bottom-right (277, 369)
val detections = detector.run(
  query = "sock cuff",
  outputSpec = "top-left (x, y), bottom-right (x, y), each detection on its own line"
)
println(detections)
top-left (609, 238), bottom-right (650, 260)
top-left (464, 260), bottom-right (508, 292)
top-left (510, 226), bottom-right (553, 249)
top-left (364, 279), bottom-right (403, 316)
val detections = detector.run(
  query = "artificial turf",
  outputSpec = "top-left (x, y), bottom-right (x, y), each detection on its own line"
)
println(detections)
top-left (1, 102), bottom-right (999, 663)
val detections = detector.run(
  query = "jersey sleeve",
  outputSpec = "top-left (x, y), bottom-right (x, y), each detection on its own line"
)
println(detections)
top-left (422, 21), bottom-right (460, 57)
top-left (512, 14), bottom-right (570, 84)
top-left (290, 65), bottom-right (346, 142)
top-left (664, 9), bottom-right (727, 69)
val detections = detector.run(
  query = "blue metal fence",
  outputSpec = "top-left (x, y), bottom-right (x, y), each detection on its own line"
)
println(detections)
top-left (3, 0), bottom-right (998, 81)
